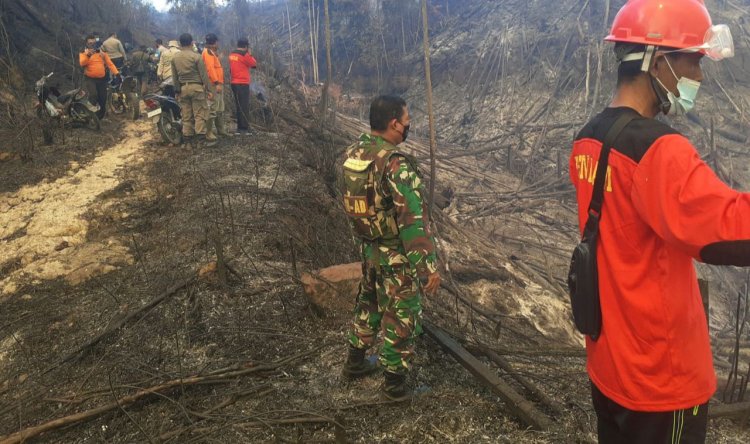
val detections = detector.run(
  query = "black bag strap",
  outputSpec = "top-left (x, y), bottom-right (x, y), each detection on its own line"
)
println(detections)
top-left (584, 111), bottom-right (637, 230)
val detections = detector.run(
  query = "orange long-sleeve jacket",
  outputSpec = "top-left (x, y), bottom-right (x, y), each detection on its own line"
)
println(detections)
top-left (79, 50), bottom-right (119, 79)
top-left (201, 48), bottom-right (224, 86)
top-left (570, 107), bottom-right (750, 412)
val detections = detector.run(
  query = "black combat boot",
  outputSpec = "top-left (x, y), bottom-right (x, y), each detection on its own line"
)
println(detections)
top-left (342, 346), bottom-right (379, 379)
top-left (382, 371), bottom-right (410, 401)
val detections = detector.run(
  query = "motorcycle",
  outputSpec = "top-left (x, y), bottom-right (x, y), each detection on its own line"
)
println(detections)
top-left (143, 83), bottom-right (182, 145)
top-left (35, 72), bottom-right (100, 137)
top-left (108, 68), bottom-right (140, 120)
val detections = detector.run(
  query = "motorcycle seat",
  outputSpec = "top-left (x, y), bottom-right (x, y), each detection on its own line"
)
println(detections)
top-left (57, 89), bottom-right (80, 103)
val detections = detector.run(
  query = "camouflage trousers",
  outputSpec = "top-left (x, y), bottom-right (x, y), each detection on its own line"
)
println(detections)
top-left (348, 241), bottom-right (423, 374)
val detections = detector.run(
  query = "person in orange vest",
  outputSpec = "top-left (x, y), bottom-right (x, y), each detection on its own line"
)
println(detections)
top-left (80, 34), bottom-right (120, 119)
top-left (569, 1), bottom-right (749, 442)
top-left (202, 33), bottom-right (230, 141)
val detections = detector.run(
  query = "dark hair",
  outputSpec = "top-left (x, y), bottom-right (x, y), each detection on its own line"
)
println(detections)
top-left (155, 38), bottom-right (163, 45)
top-left (614, 42), bottom-right (646, 86)
top-left (617, 60), bottom-right (644, 86)
top-left (85, 34), bottom-right (96, 41)
top-left (237, 38), bottom-right (249, 48)
top-left (369, 95), bottom-right (407, 132)
top-left (179, 33), bottom-right (193, 47)
top-left (205, 33), bottom-right (218, 45)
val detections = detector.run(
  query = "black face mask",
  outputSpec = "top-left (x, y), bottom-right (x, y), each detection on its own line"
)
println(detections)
top-left (398, 121), bottom-right (410, 142)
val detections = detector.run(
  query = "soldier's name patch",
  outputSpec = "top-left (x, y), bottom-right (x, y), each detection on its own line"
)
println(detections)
top-left (344, 196), bottom-right (370, 216)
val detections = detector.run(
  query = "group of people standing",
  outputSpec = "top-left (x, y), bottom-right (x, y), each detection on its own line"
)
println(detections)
top-left (160, 32), bottom-right (257, 147)
top-left (78, 31), bottom-right (258, 146)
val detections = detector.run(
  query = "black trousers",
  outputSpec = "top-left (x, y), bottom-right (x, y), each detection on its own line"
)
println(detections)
top-left (163, 85), bottom-right (175, 98)
top-left (111, 57), bottom-right (125, 71)
top-left (591, 383), bottom-right (708, 444)
top-left (84, 76), bottom-right (108, 119)
top-left (231, 83), bottom-right (250, 130)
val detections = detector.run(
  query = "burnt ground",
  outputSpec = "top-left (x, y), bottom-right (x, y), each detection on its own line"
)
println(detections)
top-left (1, 81), bottom-right (749, 444)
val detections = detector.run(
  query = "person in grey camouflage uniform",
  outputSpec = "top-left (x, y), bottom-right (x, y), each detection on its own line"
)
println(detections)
top-left (340, 95), bottom-right (441, 401)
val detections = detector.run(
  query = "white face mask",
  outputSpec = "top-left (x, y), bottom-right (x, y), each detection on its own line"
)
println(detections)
top-left (655, 56), bottom-right (701, 116)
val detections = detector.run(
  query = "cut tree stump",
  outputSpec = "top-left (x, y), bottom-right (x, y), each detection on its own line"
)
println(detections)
top-left (300, 262), bottom-right (361, 312)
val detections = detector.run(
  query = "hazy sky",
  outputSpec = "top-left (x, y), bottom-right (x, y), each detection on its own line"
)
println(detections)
top-left (147, 0), bottom-right (170, 11)
top-left (146, 0), bottom-right (229, 11)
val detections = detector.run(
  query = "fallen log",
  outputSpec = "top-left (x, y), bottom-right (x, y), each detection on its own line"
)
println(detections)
top-left (474, 344), bottom-right (564, 416)
top-left (424, 322), bottom-right (555, 430)
top-left (0, 347), bottom-right (323, 444)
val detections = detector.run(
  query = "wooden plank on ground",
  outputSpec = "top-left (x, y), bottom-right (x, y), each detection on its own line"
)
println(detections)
top-left (424, 322), bottom-right (555, 431)
top-left (475, 344), bottom-right (564, 417)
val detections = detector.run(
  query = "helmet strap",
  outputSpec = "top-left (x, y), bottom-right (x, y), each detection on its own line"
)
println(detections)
top-left (650, 73), bottom-right (672, 115)
top-left (620, 45), bottom-right (657, 72)
top-left (641, 46), bottom-right (656, 72)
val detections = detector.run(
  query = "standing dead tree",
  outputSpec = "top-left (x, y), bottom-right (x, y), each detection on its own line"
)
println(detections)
top-left (318, 0), bottom-right (334, 121)
top-left (307, 0), bottom-right (320, 84)
top-left (421, 0), bottom-right (438, 213)
top-left (285, 0), bottom-right (295, 77)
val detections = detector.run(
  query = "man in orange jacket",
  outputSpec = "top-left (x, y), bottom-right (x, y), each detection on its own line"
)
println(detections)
top-left (202, 33), bottom-right (230, 141)
top-left (570, 1), bottom-right (749, 442)
top-left (228, 38), bottom-right (257, 135)
top-left (80, 34), bottom-right (119, 119)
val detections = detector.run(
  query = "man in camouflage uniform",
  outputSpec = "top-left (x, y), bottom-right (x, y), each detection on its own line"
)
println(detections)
top-left (340, 95), bottom-right (441, 401)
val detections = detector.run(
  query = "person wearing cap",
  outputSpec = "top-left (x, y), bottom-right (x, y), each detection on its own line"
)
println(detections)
top-left (171, 33), bottom-right (213, 147)
top-left (569, 0), bottom-right (750, 442)
top-left (157, 40), bottom-right (181, 97)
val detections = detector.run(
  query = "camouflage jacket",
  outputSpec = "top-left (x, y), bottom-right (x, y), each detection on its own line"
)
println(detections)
top-left (341, 133), bottom-right (438, 278)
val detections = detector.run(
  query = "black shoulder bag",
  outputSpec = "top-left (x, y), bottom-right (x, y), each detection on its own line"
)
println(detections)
top-left (567, 112), bottom-right (635, 341)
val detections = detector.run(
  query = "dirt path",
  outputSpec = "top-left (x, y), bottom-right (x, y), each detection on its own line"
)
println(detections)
top-left (0, 120), bottom-right (154, 297)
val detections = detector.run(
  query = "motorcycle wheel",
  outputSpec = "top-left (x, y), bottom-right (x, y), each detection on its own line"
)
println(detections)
top-left (157, 112), bottom-right (182, 145)
top-left (70, 102), bottom-right (101, 131)
top-left (127, 93), bottom-right (140, 120)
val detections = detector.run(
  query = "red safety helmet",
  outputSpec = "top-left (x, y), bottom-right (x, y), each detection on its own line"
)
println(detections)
top-left (605, 0), bottom-right (712, 50)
